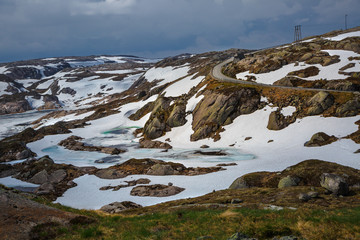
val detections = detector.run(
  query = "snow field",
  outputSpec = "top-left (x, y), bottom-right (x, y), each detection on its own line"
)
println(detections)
top-left (164, 74), bottom-right (204, 97)
top-left (144, 65), bottom-right (190, 86)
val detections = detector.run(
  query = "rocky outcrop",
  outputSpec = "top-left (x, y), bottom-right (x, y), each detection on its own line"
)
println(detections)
top-left (335, 99), bottom-right (360, 117)
top-left (0, 100), bottom-right (32, 114)
top-left (11, 156), bottom-right (94, 200)
top-left (320, 173), bottom-right (349, 196)
top-left (147, 164), bottom-right (175, 175)
top-left (166, 101), bottom-right (187, 127)
top-left (38, 94), bottom-right (61, 110)
top-left (229, 177), bottom-right (250, 189)
top-left (100, 178), bottom-right (150, 191)
top-left (143, 97), bottom-right (172, 139)
top-left (0, 187), bottom-right (94, 240)
top-left (191, 88), bottom-right (260, 141)
top-left (288, 66), bottom-right (320, 78)
top-left (60, 87), bottom-right (77, 95)
top-left (139, 138), bottom-right (172, 149)
top-left (100, 201), bottom-right (142, 214)
top-left (267, 111), bottom-right (293, 130)
top-left (306, 91), bottom-right (334, 115)
top-left (95, 169), bottom-right (127, 179)
top-left (304, 132), bottom-right (338, 147)
top-left (229, 159), bottom-right (360, 189)
top-left (0, 122), bottom-right (72, 162)
top-left (59, 135), bottom-right (125, 154)
top-left (324, 81), bottom-right (360, 91)
top-left (94, 158), bottom-right (224, 179)
top-left (130, 184), bottom-right (185, 197)
top-left (278, 176), bottom-right (300, 188)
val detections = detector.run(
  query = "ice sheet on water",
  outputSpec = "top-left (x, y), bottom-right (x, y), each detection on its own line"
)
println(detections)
top-left (0, 110), bottom-right (52, 140)
top-left (0, 176), bottom-right (39, 192)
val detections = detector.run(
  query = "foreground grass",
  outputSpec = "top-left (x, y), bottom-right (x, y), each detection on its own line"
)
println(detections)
top-left (46, 205), bottom-right (360, 240)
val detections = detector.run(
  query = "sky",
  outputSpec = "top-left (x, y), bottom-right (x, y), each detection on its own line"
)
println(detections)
top-left (0, 0), bottom-right (359, 63)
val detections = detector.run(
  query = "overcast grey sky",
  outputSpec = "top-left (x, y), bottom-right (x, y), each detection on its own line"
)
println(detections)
top-left (0, 0), bottom-right (359, 62)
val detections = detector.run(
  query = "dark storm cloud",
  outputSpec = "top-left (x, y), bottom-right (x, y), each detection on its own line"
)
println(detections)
top-left (0, 0), bottom-right (359, 62)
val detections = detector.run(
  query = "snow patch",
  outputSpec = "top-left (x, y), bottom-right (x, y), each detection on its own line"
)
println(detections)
top-left (164, 74), bottom-right (204, 97)
top-left (25, 96), bottom-right (43, 109)
top-left (144, 65), bottom-right (190, 85)
top-left (281, 106), bottom-right (296, 116)
top-left (325, 31), bottom-right (360, 41)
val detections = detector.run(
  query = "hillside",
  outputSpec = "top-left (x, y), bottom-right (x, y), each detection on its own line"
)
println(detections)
top-left (0, 27), bottom-right (360, 239)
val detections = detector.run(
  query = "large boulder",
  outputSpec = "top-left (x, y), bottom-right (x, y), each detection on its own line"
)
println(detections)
top-left (336, 99), bottom-right (360, 117)
top-left (320, 173), bottom-right (349, 196)
top-left (49, 169), bottom-right (67, 184)
top-left (100, 201), bottom-right (142, 214)
top-left (267, 111), bottom-right (293, 131)
top-left (229, 177), bottom-right (250, 189)
top-left (0, 100), bottom-right (32, 114)
top-left (191, 88), bottom-right (260, 141)
top-left (35, 182), bottom-right (55, 195)
top-left (147, 164), bottom-right (174, 175)
top-left (304, 132), bottom-right (338, 147)
top-left (278, 175), bottom-right (300, 188)
top-left (288, 66), bottom-right (319, 78)
top-left (139, 139), bottom-right (172, 149)
top-left (130, 184), bottom-right (185, 197)
top-left (143, 97), bottom-right (172, 139)
top-left (95, 169), bottom-right (127, 179)
top-left (306, 91), bottom-right (334, 115)
top-left (29, 169), bottom-right (49, 184)
top-left (167, 103), bottom-right (187, 127)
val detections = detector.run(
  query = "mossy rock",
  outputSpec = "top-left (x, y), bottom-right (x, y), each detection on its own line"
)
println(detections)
top-left (278, 176), bottom-right (300, 188)
top-left (336, 99), bottom-right (360, 117)
top-left (304, 132), bottom-right (338, 147)
top-left (306, 91), bottom-right (334, 115)
top-left (229, 159), bottom-right (360, 189)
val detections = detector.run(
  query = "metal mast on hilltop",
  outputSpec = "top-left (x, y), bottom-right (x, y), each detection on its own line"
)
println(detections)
top-left (294, 25), bottom-right (302, 43)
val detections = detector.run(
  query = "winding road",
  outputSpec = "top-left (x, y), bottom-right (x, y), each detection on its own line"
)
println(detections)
top-left (211, 57), bottom-right (360, 94)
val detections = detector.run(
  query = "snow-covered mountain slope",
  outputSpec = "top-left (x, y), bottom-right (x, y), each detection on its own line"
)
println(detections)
top-left (0, 55), bottom-right (159, 114)
top-left (0, 28), bottom-right (359, 209)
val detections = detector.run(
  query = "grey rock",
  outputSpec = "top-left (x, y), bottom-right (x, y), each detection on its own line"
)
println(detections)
top-left (49, 169), bottom-right (67, 184)
top-left (229, 177), bottom-right (249, 189)
top-left (29, 169), bottom-right (49, 184)
top-left (15, 149), bottom-right (31, 160)
top-left (298, 193), bottom-right (311, 202)
top-left (35, 182), bottom-right (55, 195)
top-left (130, 184), bottom-right (185, 197)
top-left (167, 103), bottom-right (187, 127)
top-left (278, 175), bottom-right (300, 188)
top-left (0, 100), bottom-right (32, 114)
top-left (147, 164), bottom-right (174, 175)
top-left (304, 132), bottom-right (337, 147)
top-left (320, 173), bottom-right (349, 196)
top-left (336, 100), bottom-right (360, 117)
top-left (100, 201), bottom-right (142, 214)
top-left (95, 169), bottom-right (127, 179)
top-left (267, 111), bottom-right (289, 130)
top-left (307, 191), bottom-right (319, 198)
top-left (60, 87), bottom-right (77, 95)
top-left (307, 91), bottom-right (334, 115)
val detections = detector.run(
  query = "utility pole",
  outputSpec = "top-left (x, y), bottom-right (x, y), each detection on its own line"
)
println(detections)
top-left (294, 25), bottom-right (302, 43)
top-left (345, 14), bottom-right (348, 30)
